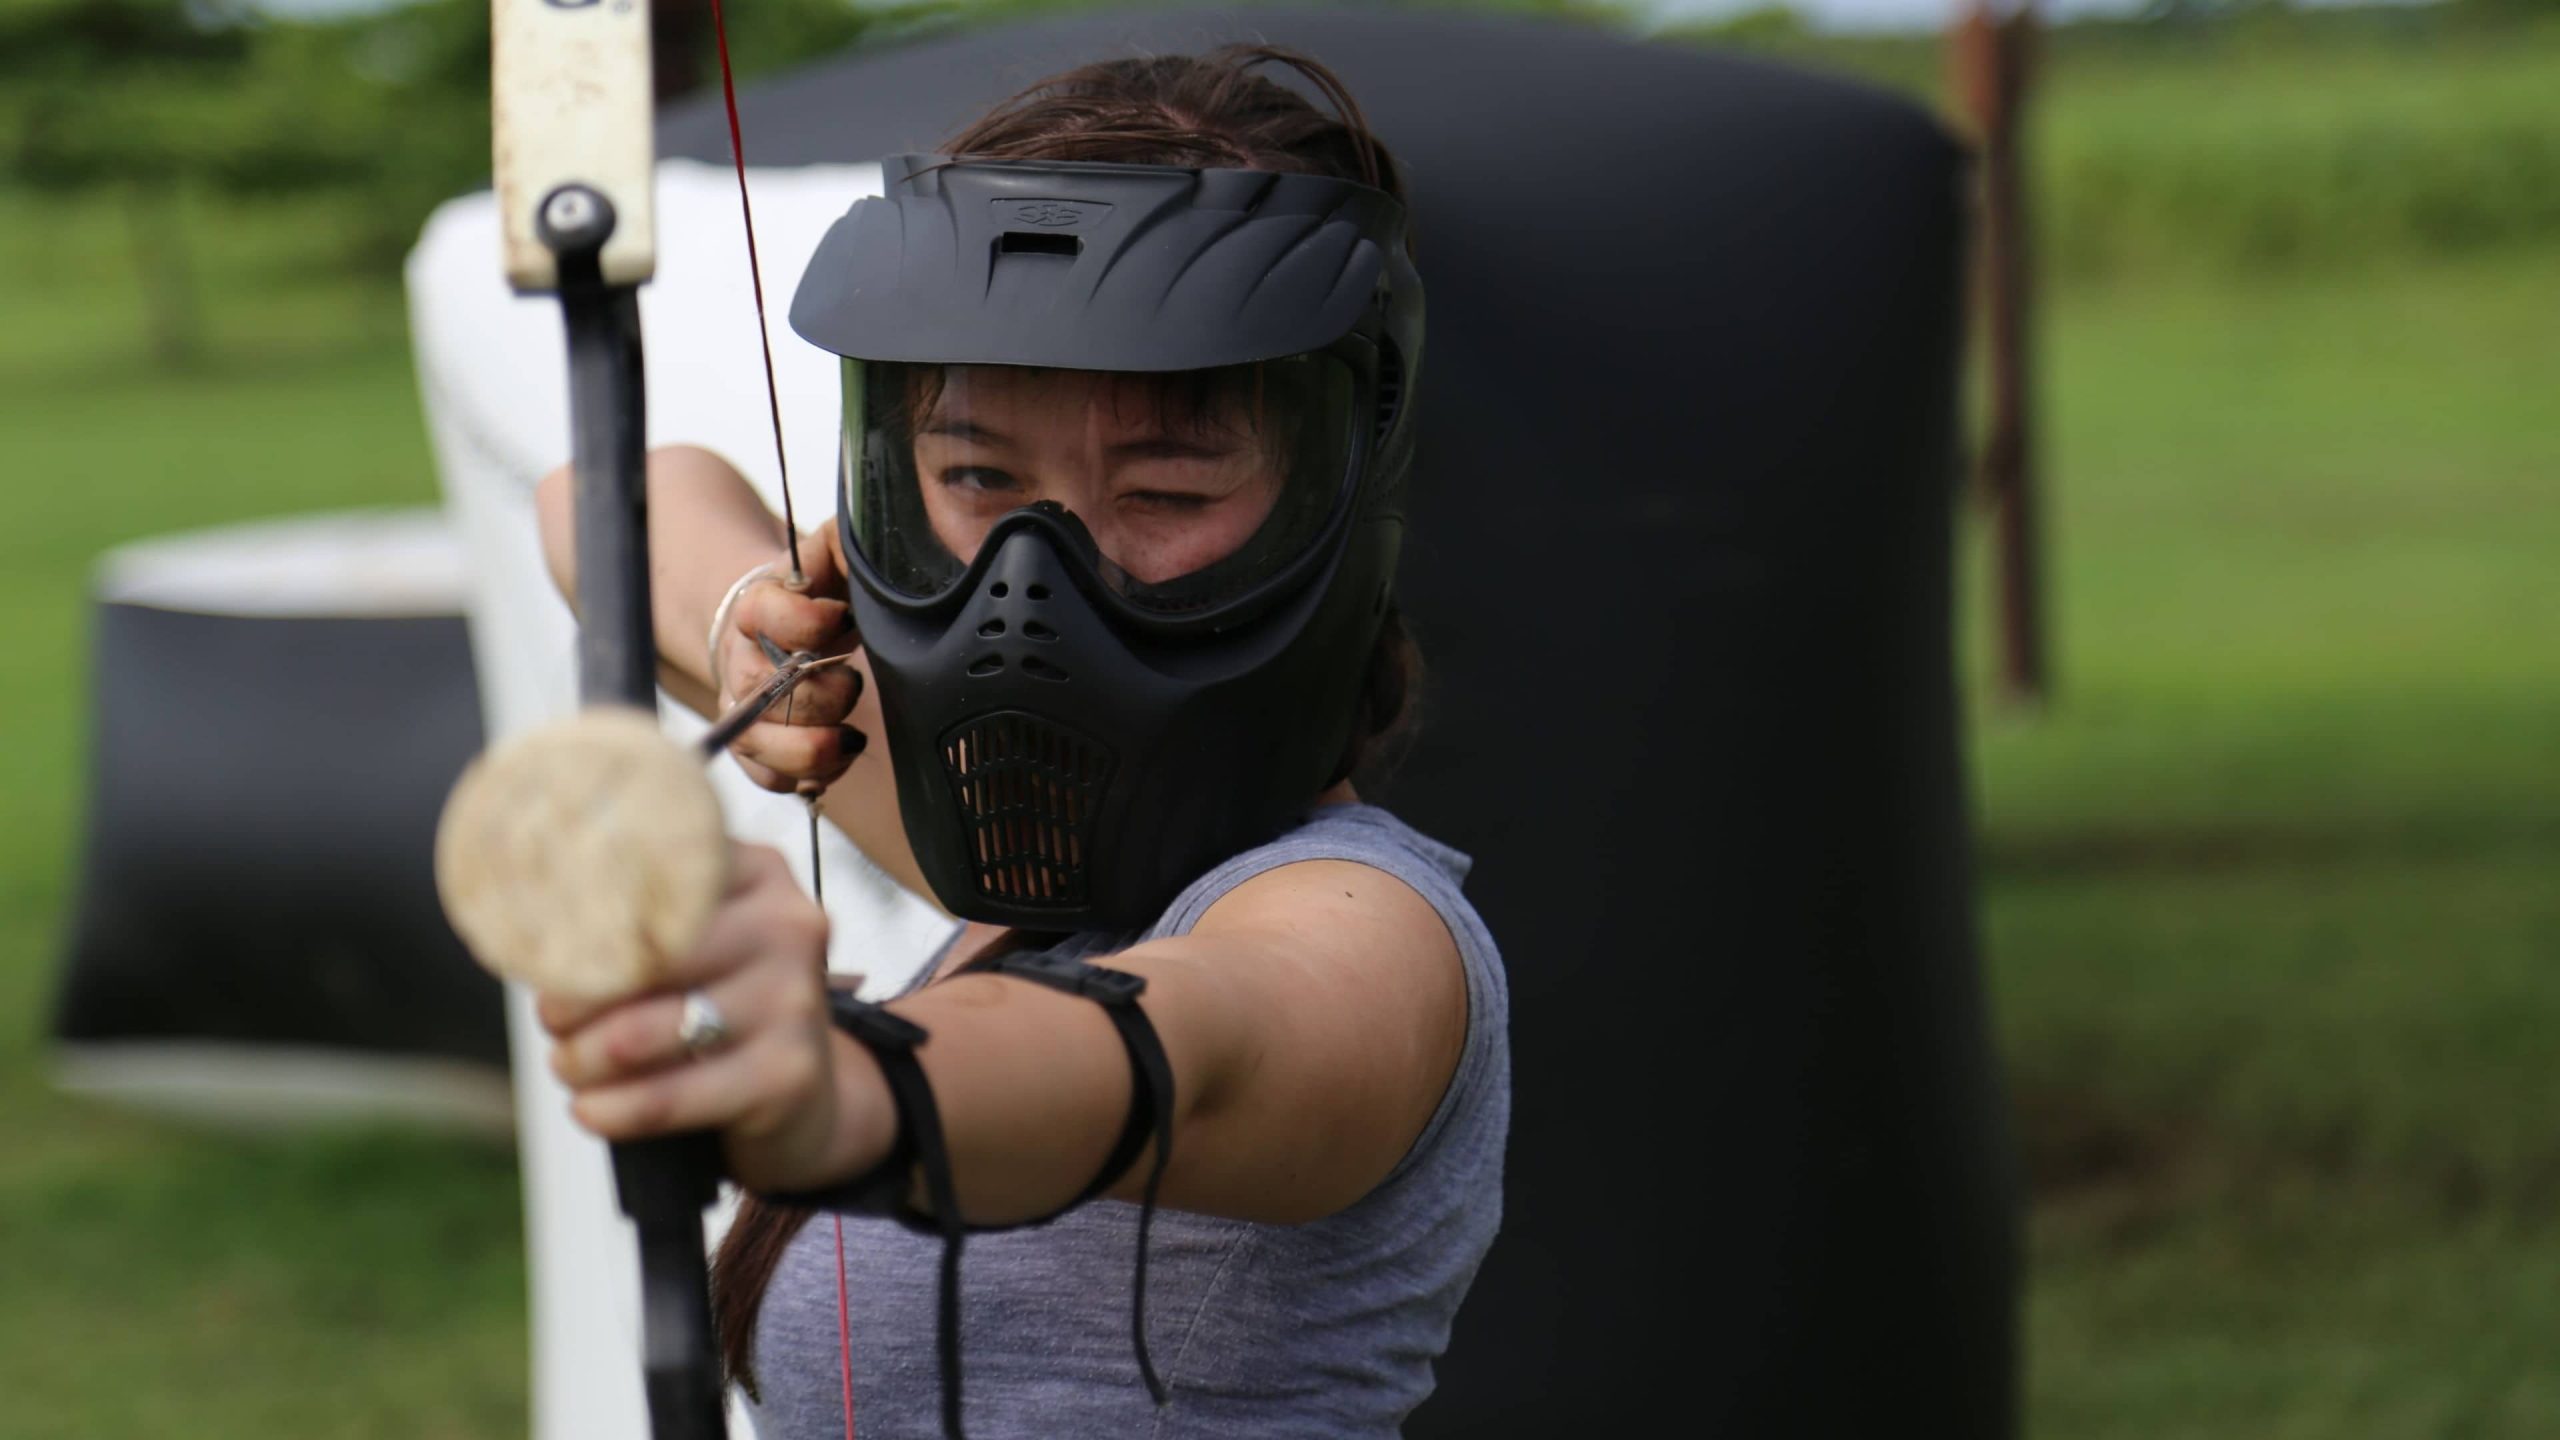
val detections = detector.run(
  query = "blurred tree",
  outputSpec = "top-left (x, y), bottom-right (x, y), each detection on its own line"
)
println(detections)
top-left (0, 0), bottom-right (1649, 368)
top-left (0, 0), bottom-right (479, 364)
top-left (0, 0), bottom-right (264, 365)
top-left (2134, 0), bottom-right (2273, 25)
top-left (2453, 0), bottom-right (2560, 19)
top-left (1687, 5), bottom-right (1815, 44)
top-left (0, 0), bottom-right (921, 366)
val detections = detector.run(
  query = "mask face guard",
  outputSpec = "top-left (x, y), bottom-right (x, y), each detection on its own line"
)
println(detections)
top-left (793, 153), bottom-right (1423, 928)
top-left (836, 330), bottom-right (1389, 640)
top-left (853, 505), bottom-right (1397, 927)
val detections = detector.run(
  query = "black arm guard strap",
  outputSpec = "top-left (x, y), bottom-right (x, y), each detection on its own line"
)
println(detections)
top-left (961, 950), bottom-right (1176, 1404)
top-left (788, 956), bottom-right (1176, 1422)
top-left (795, 993), bottom-right (969, 1440)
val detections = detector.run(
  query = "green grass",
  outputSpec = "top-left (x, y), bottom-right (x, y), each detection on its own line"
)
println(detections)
top-left (1703, 11), bottom-right (2560, 279)
top-left (0, 184), bottom-right (526, 1438)
top-left (5, 35), bottom-right (2560, 1431)
top-left (1975, 254), bottom-right (2560, 1435)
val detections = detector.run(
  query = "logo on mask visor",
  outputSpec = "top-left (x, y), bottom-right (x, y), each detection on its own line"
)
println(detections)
top-left (1005, 200), bottom-right (1109, 230)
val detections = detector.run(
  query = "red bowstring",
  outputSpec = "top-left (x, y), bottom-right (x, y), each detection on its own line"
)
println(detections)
top-left (703, 4), bottom-right (852, 1437)
top-left (834, 1215), bottom-right (859, 1440)
top-left (706, 0), bottom-right (806, 586)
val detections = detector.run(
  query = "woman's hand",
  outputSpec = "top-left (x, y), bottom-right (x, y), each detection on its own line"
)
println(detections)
top-left (717, 527), bottom-right (868, 795)
top-left (537, 843), bottom-right (893, 1193)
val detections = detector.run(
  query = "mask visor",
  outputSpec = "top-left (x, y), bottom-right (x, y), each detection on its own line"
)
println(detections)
top-left (840, 354), bottom-right (1360, 617)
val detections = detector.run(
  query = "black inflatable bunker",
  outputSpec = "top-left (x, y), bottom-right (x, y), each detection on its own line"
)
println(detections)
top-left (51, 511), bottom-right (509, 1134)
top-left (663, 8), bottom-right (2017, 1432)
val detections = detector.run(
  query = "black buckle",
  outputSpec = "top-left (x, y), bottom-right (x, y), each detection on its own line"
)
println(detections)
top-left (997, 951), bottom-right (1147, 1006)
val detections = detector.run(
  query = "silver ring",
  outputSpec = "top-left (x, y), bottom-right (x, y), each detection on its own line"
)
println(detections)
top-left (677, 989), bottom-right (731, 1056)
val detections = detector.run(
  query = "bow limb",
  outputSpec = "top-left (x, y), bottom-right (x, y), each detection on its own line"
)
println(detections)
top-left (478, 0), bottom-right (731, 1434)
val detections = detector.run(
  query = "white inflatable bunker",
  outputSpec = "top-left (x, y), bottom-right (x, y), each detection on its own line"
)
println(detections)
top-left (408, 159), bottom-right (956, 1440)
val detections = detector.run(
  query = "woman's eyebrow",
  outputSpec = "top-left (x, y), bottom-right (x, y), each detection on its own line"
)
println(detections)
top-left (920, 418), bottom-right (1008, 445)
top-left (1111, 436), bottom-right (1232, 461)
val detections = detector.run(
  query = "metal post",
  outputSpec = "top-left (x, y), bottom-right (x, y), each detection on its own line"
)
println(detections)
top-left (1951, 0), bottom-right (2050, 706)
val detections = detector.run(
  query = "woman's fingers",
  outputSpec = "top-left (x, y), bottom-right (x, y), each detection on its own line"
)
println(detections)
top-left (707, 535), bottom-right (864, 797)
top-left (730, 716), bottom-right (868, 793)
top-left (735, 574), bottom-right (852, 657)
top-left (546, 963), bottom-right (778, 1089)
top-left (544, 844), bottom-right (831, 1085)
top-left (532, 844), bottom-right (812, 1036)
top-left (713, 628), bottom-right (867, 793)
top-left (666, 848), bottom-right (829, 987)
top-left (718, 632), bottom-right (862, 718)
top-left (569, 1027), bottom-right (830, 1147)
top-left (537, 836), bottom-right (872, 1187)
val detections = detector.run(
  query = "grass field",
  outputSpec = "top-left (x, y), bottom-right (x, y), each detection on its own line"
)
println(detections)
top-left (0, 187), bottom-right (527, 1439)
top-left (4, 28), bottom-right (2558, 1437)
top-left (1981, 257), bottom-right (2560, 1437)
top-left (1716, 11), bottom-right (2560, 280)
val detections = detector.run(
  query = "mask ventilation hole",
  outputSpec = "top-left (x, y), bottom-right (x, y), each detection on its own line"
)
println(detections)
top-left (1020, 656), bottom-right (1068, 683)
top-left (997, 232), bottom-right (1082, 258)
top-left (1021, 620), bottom-right (1056, 641)
top-left (938, 711), bottom-right (1114, 909)
top-left (976, 619), bottom-right (1006, 638)
top-left (967, 655), bottom-right (1004, 677)
top-left (1374, 341), bottom-right (1405, 440)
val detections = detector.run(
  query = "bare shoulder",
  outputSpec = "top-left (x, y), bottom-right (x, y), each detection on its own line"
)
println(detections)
top-left (1186, 854), bottom-right (1471, 1078)
top-left (1194, 854), bottom-right (1463, 970)
top-left (1156, 851), bottom-right (1472, 1219)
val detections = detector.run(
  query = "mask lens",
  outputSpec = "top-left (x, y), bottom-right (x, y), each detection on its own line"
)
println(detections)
top-left (841, 355), bottom-right (1357, 613)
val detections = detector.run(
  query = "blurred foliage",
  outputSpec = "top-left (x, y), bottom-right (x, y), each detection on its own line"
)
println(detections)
top-left (0, 0), bottom-right (1645, 367)
top-left (6, 187), bottom-right (2557, 1440)
top-left (8, 0), bottom-right (2547, 311)
top-left (2, 3), bottom-right (2557, 1435)
top-left (2038, 36), bottom-right (2560, 276)
top-left (0, 0), bottom-right (933, 363)
top-left (1686, 2), bottom-right (2560, 280)
top-left (892, 0), bottom-right (1633, 26)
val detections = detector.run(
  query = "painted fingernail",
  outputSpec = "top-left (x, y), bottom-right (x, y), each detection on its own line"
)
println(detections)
top-left (840, 726), bottom-right (868, 757)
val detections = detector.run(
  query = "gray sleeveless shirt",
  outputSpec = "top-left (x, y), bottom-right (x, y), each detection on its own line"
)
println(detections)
top-left (746, 804), bottom-right (1510, 1439)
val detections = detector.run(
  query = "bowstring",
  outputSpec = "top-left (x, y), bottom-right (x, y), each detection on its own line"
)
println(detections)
top-left (702, 0), bottom-right (827, 922)
top-left (706, 0), bottom-right (804, 585)
top-left (704, 4), bottom-right (855, 1434)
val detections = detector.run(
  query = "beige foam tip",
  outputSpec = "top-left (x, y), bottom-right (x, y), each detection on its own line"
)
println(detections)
top-left (435, 707), bottom-right (728, 999)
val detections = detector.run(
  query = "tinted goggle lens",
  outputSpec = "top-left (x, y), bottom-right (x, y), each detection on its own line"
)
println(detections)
top-left (840, 355), bottom-right (1357, 614)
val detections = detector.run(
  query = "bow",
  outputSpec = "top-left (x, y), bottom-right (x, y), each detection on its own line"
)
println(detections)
top-left (435, 0), bottom-right (813, 1435)
top-left (480, 0), bottom-right (731, 1431)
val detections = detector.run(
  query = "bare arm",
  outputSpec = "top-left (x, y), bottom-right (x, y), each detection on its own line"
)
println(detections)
top-left (533, 452), bottom-right (1470, 1220)
top-left (547, 848), bottom-right (1471, 1226)
top-left (888, 856), bottom-right (1470, 1223)
top-left (534, 445), bottom-right (932, 898)
top-left (534, 444), bottom-right (790, 716)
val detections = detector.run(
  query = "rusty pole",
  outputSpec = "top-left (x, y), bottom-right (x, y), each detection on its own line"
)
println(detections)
top-left (1950, 0), bottom-right (2049, 706)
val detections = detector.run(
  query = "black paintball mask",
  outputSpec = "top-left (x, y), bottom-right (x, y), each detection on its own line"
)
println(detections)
top-left (789, 154), bottom-right (1423, 929)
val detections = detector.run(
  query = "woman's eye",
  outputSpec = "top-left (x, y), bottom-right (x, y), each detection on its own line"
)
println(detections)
top-left (1127, 491), bottom-right (1214, 513)
top-left (940, 467), bottom-right (1020, 496)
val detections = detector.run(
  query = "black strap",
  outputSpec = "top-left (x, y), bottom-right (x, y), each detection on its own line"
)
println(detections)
top-left (805, 993), bottom-right (969, 1440)
top-left (963, 950), bottom-right (1176, 1405)
top-left (788, 956), bottom-right (1178, 1424)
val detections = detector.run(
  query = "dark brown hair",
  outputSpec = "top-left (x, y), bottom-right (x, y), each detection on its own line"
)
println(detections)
top-left (713, 46), bottom-right (1420, 1394)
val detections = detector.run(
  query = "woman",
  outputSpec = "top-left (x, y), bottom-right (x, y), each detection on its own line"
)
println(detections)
top-left (533, 48), bottom-right (1505, 1439)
